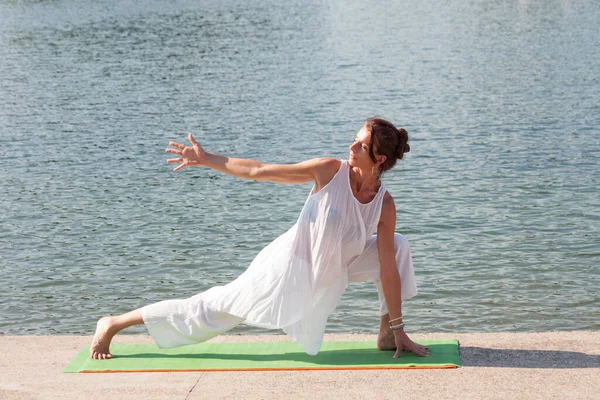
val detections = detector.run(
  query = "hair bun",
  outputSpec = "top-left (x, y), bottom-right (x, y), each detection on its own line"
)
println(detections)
top-left (395, 128), bottom-right (409, 160)
top-left (397, 142), bottom-right (410, 159)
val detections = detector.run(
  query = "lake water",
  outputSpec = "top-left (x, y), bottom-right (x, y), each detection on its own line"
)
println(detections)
top-left (1, 0), bottom-right (598, 336)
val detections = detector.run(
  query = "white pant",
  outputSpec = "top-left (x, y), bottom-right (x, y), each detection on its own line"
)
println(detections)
top-left (142, 233), bottom-right (417, 348)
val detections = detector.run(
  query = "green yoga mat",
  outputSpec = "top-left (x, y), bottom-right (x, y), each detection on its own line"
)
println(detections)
top-left (64, 339), bottom-right (460, 373)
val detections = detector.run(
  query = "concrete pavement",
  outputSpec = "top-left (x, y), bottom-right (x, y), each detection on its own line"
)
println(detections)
top-left (0, 331), bottom-right (598, 399)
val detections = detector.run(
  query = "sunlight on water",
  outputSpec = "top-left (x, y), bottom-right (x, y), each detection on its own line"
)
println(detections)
top-left (0, 0), bottom-right (598, 336)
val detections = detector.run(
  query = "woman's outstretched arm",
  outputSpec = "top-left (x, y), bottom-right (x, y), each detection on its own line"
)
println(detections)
top-left (166, 133), bottom-right (339, 186)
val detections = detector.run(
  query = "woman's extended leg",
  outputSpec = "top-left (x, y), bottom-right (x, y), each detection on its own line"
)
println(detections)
top-left (90, 308), bottom-right (144, 359)
top-left (90, 287), bottom-right (246, 360)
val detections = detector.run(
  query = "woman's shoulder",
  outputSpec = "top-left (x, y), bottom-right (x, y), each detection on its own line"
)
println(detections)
top-left (314, 157), bottom-right (342, 170)
top-left (311, 158), bottom-right (343, 194)
top-left (379, 191), bottom-right (395, 220)
top-left (313, 157), bottom-right (342, 178)
top-left (381, 190), bottom-right (394, 205)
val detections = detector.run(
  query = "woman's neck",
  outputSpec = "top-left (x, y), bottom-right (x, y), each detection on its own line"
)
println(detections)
top-left (351, 165), bottom-right (380, 192)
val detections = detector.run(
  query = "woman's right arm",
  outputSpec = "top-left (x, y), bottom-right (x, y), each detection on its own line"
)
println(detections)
top-left (166, 133), bottom-right (340, 186)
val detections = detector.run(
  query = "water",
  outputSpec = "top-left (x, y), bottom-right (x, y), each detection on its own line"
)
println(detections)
top-left (1, 0), bottom-right (598, 336)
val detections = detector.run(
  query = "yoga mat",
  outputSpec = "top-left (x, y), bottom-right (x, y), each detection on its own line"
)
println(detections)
top-left (64, 339), bottom-right (460, 373)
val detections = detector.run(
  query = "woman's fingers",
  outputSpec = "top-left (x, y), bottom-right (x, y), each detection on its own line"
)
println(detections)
top-left (167, 135), bottom-right (204, 172)
top-left (173, 162), bottom-right (187, 172)
top-left (393, 343), bottom-right (429, 358)
top-left (397, 340), bottom-right (430, 358)
top-left (413, 344), bottom-right (430, 357)
top-left (169, 141), bottom-right (185, 149)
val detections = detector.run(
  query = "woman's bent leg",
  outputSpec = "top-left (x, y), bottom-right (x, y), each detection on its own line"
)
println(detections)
top-left (347, 233), bottom-right (418, 314)
top-left (346, 233), bottom-right (418, 350)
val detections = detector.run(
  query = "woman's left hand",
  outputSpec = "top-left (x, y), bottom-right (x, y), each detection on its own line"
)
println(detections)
top-left (166, 133), bottom-right (207, 172)
top-left (393, 330), bottom-right (430, 358)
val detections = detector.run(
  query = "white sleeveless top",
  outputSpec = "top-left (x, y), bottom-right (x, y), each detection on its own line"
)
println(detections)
top-left (205, 159), bottom-right (388, 355)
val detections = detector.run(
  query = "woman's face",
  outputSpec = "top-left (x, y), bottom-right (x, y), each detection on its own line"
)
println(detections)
top-left (348, 124), bottom-right (374, 168)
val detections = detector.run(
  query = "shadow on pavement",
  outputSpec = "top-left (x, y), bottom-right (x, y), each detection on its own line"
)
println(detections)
top-left (460, 346), bottom-right (600, 368)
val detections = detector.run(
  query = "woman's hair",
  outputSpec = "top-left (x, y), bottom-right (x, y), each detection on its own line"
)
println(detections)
top-left (365, 117), bottom-right (410, 177)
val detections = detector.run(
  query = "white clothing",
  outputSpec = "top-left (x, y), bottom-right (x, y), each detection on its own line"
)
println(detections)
top-left (142, 159), bottom-right (418, 355)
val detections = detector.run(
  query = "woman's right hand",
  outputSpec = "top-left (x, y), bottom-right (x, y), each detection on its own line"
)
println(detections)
top-left (166, 133), bottom-right (207, 172)
top-left (393, 330), bottom-right (430, 358)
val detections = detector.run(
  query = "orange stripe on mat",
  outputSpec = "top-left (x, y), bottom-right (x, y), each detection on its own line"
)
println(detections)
top-left (82, 365), bottom-right (457, 373)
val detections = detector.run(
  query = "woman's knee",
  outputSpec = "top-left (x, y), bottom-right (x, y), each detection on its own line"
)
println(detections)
top-left (393, 233), bottom-right (409, 253)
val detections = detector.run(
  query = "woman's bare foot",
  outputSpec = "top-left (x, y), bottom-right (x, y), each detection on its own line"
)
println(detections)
top-left (90, 317), bottom-right (116, 360)
top-left (377, 328), bottom-right (396, 351)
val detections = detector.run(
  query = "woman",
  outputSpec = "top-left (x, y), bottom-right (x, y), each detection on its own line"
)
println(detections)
top-left (90, 117), bottom-right (430, 360)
